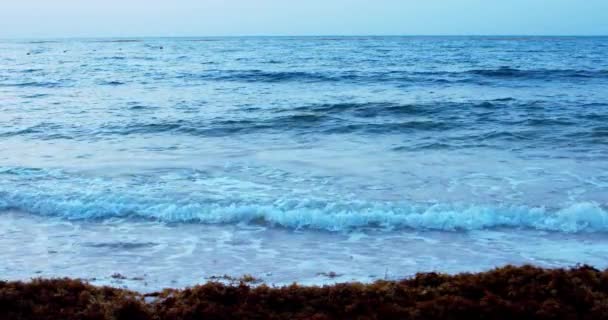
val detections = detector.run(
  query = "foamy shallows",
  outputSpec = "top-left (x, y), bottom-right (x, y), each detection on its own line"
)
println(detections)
top-left (1, 36), bottom-right (607, 291)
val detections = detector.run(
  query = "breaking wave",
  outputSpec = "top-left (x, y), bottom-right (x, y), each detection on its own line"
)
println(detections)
top-left (0, 191), bottom-right (607, 233)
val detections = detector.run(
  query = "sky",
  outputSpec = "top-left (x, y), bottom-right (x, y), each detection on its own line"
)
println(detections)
top-left (1, 0), bottom-right (607, 38)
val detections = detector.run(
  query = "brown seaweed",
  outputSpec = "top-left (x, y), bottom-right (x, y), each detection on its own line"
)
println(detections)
top-left (2, 265), bottom-right (608, 319)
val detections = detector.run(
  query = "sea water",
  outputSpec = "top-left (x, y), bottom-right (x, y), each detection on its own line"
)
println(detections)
top-left (1, 36), bottom-right (607, 291)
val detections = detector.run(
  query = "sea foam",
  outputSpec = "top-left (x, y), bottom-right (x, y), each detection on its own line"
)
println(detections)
top-left (1, 191), bottom-right (606, 233)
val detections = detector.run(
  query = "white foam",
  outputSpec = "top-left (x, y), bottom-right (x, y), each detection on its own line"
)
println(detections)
top-left (1, 190), bottom-right (607, 233)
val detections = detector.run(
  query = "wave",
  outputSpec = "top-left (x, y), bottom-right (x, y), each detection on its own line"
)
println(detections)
top-left (2, 101), bottom-right (603, 143)
top-left (183, 70), bottom-right (344, 83)
top-left (91, 39), bottom-right (142, 43)
top-left (0, 190), bottom-right (607, 233)
top-left (0, 81), bottom-right (71, 88)
top-left (290, 102), bottom-right (439, 117)
top-left (4, 68), bottom-right (603, 90)
top-left (466, 67), bottom-right (608, 79)
top-left (177, 68), bottom-right (608, 84)
top-left (0, 123), bottom-right (80, 140)
top-left (324, 121), bottom-right (453, 134)
top-left (98, 80), bottom-right (126, 86)
top-left (107, 114), bottom-right (455, 136)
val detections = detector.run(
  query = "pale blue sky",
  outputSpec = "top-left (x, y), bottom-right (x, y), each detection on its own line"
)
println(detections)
top-left (1, 0), bottom-right (607, 38)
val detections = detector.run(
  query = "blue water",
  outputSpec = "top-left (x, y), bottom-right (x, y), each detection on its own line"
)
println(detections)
top-left (1, 37), bottom-right (607, 289)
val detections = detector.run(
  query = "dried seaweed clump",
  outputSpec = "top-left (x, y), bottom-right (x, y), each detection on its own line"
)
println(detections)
top-left (0, 278), bottom-right (150, 320)
top-left (3, 265), bottom-right (608, 319)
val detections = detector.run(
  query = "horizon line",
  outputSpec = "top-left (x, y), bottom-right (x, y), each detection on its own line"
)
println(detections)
top-left (2, 34), bottom-right (608, 40)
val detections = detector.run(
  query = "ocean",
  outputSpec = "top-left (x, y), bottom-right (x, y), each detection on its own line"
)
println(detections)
top-left (1, 36), bottom-right (607, 291)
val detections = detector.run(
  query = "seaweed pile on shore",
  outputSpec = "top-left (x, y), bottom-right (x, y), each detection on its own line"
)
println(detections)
top-left (2, 265), bottom-right (608, 319)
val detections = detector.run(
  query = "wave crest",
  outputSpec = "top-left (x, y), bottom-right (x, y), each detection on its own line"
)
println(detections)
top-left (0, 191), bottom-right (606, 233)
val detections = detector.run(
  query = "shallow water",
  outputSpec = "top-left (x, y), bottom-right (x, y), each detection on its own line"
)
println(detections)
top-left (3, 211), bottom-right (608, 292)
top-left (1, 36), bottom-right (607, 290)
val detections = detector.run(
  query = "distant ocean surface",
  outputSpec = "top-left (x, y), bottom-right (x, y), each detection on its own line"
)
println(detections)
top-left (1, 37), bottom-right (607, 291)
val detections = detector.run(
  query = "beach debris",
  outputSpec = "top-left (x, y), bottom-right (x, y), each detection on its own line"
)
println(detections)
top-left (317, 271), bottom-right (342, 278)
top-left (207, 274), bottom-right (262, 284)
top-left (3, 265), bottom-right (608, 319)
top-left (111, 273), bottom-right (128, 280)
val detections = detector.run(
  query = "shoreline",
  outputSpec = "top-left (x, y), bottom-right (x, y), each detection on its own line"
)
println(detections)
top-left (2, 265), bottom-right (607, 319)
top-left (4, 211), bottom-right (608, 293)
